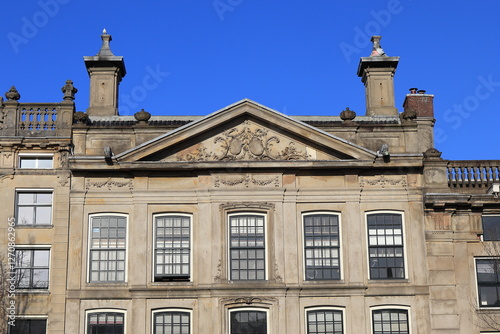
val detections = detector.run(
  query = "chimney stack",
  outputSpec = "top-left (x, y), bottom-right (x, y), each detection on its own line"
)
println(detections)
top-left (84, 30), bottom-right (126, 116)
top-left (402, 88), bottom-right (434, 118)
top-left (357, 36), bottom-right (400, 116)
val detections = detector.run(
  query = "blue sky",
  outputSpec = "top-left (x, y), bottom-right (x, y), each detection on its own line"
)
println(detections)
top-left (1, 1), bottom-right (499, 160)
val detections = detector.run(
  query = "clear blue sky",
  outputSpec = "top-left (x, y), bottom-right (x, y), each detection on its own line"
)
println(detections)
top-left (1, 1), bottom-right (499, 160)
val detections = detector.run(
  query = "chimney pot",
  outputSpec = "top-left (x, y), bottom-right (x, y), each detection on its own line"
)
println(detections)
top-left (409, 88), bottom-right (418, 94)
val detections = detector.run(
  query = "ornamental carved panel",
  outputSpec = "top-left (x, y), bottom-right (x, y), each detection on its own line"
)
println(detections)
top-left (175, 120), bottom-right (312, 162)
top-left (214, 174), bottom-right (280, 188)
top-left (359, 175), bottom-right (408, 188)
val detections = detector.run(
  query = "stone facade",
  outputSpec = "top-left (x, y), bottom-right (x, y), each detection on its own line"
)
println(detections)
top-left (0, 33), bottom-right (499, 334)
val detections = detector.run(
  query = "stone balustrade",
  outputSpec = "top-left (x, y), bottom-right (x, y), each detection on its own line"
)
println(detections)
top-left (447, 160), bottom-right (500, 189)
top-left (1, 101), bottom-right (74, 137)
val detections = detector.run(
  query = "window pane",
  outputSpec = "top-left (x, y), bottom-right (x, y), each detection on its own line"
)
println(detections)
top-left (9, 319), bottom-right (47, 334)
top-left (307, 310), bottom-right (343, 334)
top-left (87, 312), bottom-right (124, 334)
top-left (477, 259), bottom-right (500, 307)
top-left (304, 214), bottom-right (341, 280)
top-left (368, 214), bottom-right (404, 280)
top-left (483, 216), bottom-right (500, 241)
top-left (372, 309), bottom-right (409, 334)
top-left (154, 311), bottom-right (190, 334)
top-left (154, 216), bottom-right (191, 281)
top-left (230, 215), bottom-right (266, 281)
top-left (89, 216), bottom-right (127, 282)
top-left (231, 310), bottom-right (267, 334)
top-left (14, 249), bottom-right (50, 290)
top-left (16, 192), bottom-right (52, 225)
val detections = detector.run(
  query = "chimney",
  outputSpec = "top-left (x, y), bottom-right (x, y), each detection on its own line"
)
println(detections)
top-left (402, 88), bottom-right (434, 118)
top-left (84, 29), bottom-right (126, 116)
top-left (357, 36), bottom-right (400, 116)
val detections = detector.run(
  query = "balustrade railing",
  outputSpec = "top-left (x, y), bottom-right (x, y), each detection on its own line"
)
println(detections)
top-left (447, 161), bottom-right (500, 189)
top-left (19, 104), bottom-right (59, 132)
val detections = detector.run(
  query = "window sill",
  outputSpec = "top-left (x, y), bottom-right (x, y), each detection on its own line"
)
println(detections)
top-left (16, 289), bottom-right (50, 294)
top-left (368, 278), bottom-right (409, 284)
top-left (15, 225), bottom-right (53, 229)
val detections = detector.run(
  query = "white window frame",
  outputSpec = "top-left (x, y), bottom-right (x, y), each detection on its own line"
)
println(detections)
top-left (304, 306), bottom-right (345, 334)
top-left (85, 309), bottom-right (126, 334)
top-left (152, 213), bottom-right (193, 282)
top-left (8, 315), bottom-right (48, 334)
top-left (302, 212), bottom-right (343, 281)
top-left (228, 307), bottom-right (269, 334)
top-left (370, 306), bottom-right (411, 334)
top-left (151, 308), bottom-right (192, 334)
top-left (365, 211), bottom-right (408, 280)
top-left (87, 213), bottom-right (129, 283)
top-left (13, 245), bottom-right (51, 291)
top-left (18, 153), bottom-right (54, 169)
top-left (227, 212), bottom-right (268, 281)
top-left (15, 189), bottom-right (53, 226)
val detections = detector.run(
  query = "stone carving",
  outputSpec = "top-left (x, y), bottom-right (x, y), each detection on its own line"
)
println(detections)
top-left (61, 80), bottom-right (78, 101)
top-left (5, 86), bottom-right (20, 101)
top-left (57, 173), bottom-right (70, 186)
top-left (221, 296), bottom-right (275, 306)
top-left (214, 174), bottom-right (279, 188)
top-left (220, 202), bottom-right (275, 212)
top-left (177, 121), bottom-right (310, 161)
top-left (179, 147), bottom-right (212, 162)
top-left (340, 107), bottom-right (356, 121)
top-left (85, 177), bottom-right (133, 190)
top-left (359, 175), bottom-right (407, 188)
top-left (134, 109), bottom-right (151, 122)
top-left (423, 147), bottom-right (442, 159)
top-left (400, 108), bottom-right (417, 121)
top-left (73, 111), bottom-right (89, 124)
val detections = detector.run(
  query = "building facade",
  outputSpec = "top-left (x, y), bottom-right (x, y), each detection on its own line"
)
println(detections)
top-left (1, 33), bottom-right (499, 333)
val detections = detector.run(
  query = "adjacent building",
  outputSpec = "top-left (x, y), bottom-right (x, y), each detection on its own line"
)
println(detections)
top-left (1, 33), bottom-right (499, 333)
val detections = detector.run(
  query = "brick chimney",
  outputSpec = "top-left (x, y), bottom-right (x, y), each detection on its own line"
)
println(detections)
top-left (84, 29), bottom-right (126, 116)
top-left (402, 88), bottom-right (434, 118)
top-left (357, 36), bottom-right (400, 116)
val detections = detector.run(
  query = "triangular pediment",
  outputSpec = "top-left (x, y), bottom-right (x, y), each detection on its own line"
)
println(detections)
top-left (116, 99), bottom-right (376, 163)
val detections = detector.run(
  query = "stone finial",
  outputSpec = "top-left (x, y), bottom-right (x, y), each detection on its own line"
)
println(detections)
top-left (73, 111), bottom-right (89, 124)
top-left (340, 107), bottom-right (356, 121)
top-left (5, 86), bottom-right (20, 101)
top-left (400, 108), bottom-right (417, 121)
top-left (423, 147), bottom-right (442, 159)
top-left (97, 29), bottom-right (115, 57)
top-left (370, 36), bottom-right (387, 57)
top-left (134, 109), bottom-right (151, 122)
top-left (61, 80), bottom-right (78, 101)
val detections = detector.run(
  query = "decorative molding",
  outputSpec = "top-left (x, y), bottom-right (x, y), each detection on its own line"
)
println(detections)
top-left (177, 120), bottom-right (310, 161)
top-left (220, 202), bottom-right (275, 212)
top-left (0, 173), bottom-right (14, 183)
top-left (57, 173), bottom-right (70, 186)
top-left (214, 174), bottom-right (280, 188)
top-left (85, 177), bottom-right (133, 190)
top-left (221, 296), bottom-right (276, 306)
top-left (359, 175), bottom-right (407, 188)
